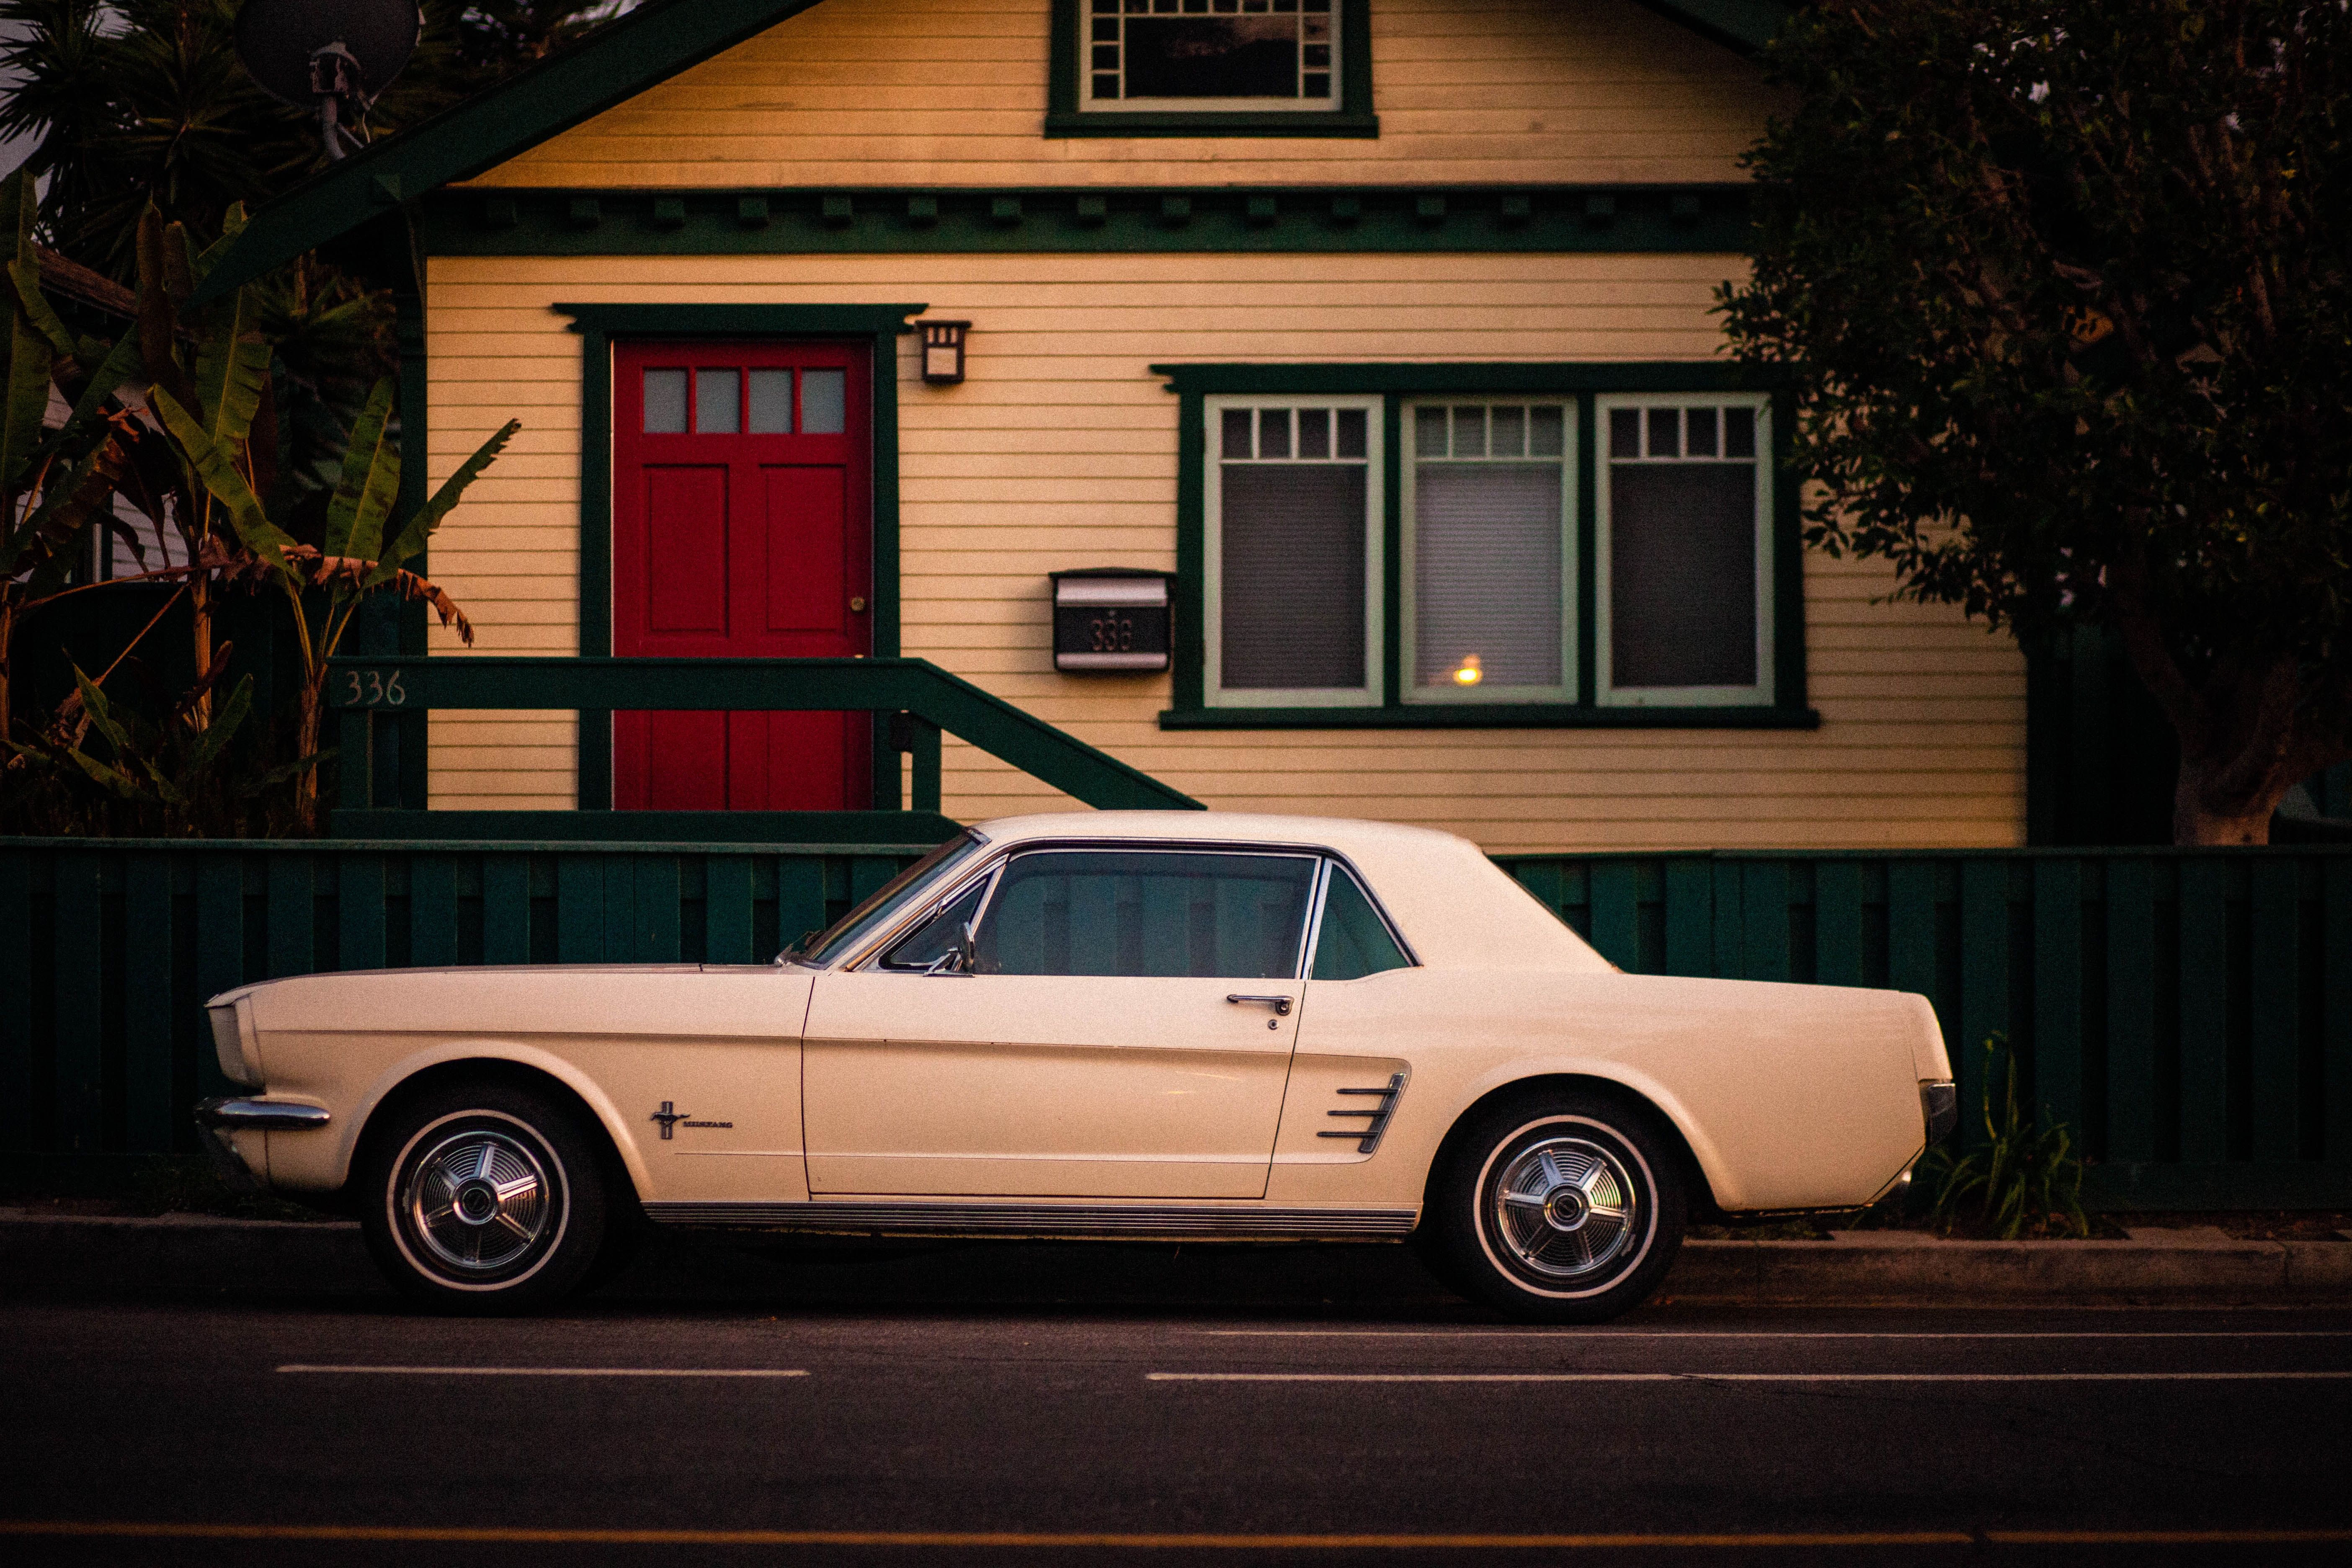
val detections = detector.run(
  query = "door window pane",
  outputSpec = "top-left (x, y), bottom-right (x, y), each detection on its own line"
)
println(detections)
top-left (748, 369), bottom-right (793, 433)
top-left (695, 369), bottom-right (740, 433)
top-left (878, 879), bottom-right (990, 972)
top-left (975, 851), bottom-right (1317, 979)
top-left (801, 369), bottom-right (846, 434)
top-left (643, 369), bottom-right (687, 433)
top-left (1312, 867), bottom-right (1411, 980)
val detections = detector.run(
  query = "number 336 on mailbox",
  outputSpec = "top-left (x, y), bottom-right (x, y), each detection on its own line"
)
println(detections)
top-left (1050, 568), bottom-right (1173, 673)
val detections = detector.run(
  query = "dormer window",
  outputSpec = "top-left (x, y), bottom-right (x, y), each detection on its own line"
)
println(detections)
top-left (1048, 0), bottom-right (1374, 139)
top-left (1086, 0), bottom-right (1335, 109)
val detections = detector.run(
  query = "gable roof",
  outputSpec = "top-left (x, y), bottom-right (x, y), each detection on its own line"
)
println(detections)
top-left (196, 0), bottom-right (1789, 302)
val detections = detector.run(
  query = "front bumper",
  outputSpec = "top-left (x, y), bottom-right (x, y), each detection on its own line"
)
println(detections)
top-left (193, 1099), bottom-right (330, 1194)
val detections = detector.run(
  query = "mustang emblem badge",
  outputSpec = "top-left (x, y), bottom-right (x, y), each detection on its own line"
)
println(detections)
top-left (651, 1101), bottom-right (689, 1140)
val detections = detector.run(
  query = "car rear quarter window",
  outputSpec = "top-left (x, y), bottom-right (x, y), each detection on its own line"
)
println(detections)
top-left (1310, 866), bottom-right (1413, 980)
top-left (975, 849), bottom-right (1316, 979)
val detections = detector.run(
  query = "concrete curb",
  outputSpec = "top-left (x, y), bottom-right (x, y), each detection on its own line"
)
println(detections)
top-left (2, 1210), bottom-right (2346, 1308)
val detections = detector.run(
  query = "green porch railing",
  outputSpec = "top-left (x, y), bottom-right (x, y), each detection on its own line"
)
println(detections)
top-left (4, 838), bottom-right (2348, 1209)
top-left (327, 655), bottom-right (1203, 826)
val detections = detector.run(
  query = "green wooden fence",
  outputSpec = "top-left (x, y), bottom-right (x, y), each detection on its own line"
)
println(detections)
top-left (5, 837), bottom-right (2348, 1209)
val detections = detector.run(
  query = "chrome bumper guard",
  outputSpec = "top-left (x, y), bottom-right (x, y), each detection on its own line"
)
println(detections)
top-left (192, 1099), bottom-right (330, 1194)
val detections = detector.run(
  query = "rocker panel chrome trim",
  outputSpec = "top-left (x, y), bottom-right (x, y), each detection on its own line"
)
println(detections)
top-left (642, 1200), bottom-right (1418, 1238)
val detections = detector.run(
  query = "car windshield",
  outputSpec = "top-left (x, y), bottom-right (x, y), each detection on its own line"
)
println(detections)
top-left (781, 831), bottom-right (989, 967)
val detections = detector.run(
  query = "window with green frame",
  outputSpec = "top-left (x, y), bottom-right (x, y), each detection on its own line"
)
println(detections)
top-left (1047, 0), bottom-right (1377, 137)
top-left (1159, 366), bottom-right (1812, 730)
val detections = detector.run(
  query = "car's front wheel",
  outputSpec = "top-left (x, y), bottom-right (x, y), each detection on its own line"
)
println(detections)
top-left (1427, 1090), bottom-right (1685, 1323)
top-left (359, 1079), bottom-right (608, 1313)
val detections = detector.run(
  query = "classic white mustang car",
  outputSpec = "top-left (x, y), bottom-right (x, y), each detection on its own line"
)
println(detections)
top-left (199, 813), bottom-right (1955, 1320)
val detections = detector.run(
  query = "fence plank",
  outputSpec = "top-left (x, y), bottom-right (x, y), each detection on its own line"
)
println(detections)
top-left (2032, 858), bottom-right (2084, 1138)
top-left (193, 856), bottom-right (246, 1097)
top-left (266, 856), bottom-right (314, 978)
top-left (850, 856), bottom-right (897, 905)
top-left (2104, 856), bottom-right (2158, 1163)
top-left (1813, 860), bottom-right (1864, 989)
top-left (776, 857), bottom-right (827, 955)
top-left (122, 853), bottom-right (176, 1152)
top-left (2175, 857), bottom-right (2231, 1164)
top-left (1663, 859), bottom-right (1712, 977)
top-left (409, 854), bottom-right (459, 969)
top-left (1711, 861), bottom-right (1743, 979)
top-left (1740, 861), bottom-right (1790, 983)
top-left (705, 855), bottom-right (753, 965)
top-left (338, 854), bottom-right (386, 972)
top-left (2248, 860), bottom-right (2301, 1161)
top-left (1588, 861), bottom-right (1638, 971)
top-left (603, 856), bottom-right (640, 962)
top-left (557, 856), bottom-right (605, 963)
top-left (2327, 858), bottom-right (2352, 1164)
top-left (482, 856), bottom-right (531, 966)
top-left (52, 852), bottom-right (104, 1151)
top-left (634, 856), bottom-right (681, 963)
top-left (0, 852), bottom-right (32, 1150)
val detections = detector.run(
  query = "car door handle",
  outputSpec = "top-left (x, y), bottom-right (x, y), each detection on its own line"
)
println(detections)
top-left (1226, 994), bottom-right (1293, 1016)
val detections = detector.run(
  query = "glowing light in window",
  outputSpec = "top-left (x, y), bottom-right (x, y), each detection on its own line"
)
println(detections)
top-left (1452, 654), bottom-right (1483, 686)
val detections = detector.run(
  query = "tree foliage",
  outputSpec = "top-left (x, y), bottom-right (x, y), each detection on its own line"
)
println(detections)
top-left (1720, 0), bottom-right (2352, 843)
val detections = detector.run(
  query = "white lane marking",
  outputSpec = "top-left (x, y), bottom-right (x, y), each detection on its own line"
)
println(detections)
top-left (1148, 1371), bottom-right (2352, 1383)
top-left (1193, 1330), bottom-right (2352, 1340)
top-left (277, 1365), bottom-right (808, 1379)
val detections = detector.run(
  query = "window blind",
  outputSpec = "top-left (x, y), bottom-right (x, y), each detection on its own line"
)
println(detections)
top-left (1608, 463), bottom-right (1758, 689)
top-left (1220, 464), bottom-right (1368, 690)
top-left (1413, 463), bottom-right (1563, 689)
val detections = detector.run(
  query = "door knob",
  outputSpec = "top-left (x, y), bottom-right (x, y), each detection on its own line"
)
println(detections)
top-left (850, 596), bottom-right (867, 612)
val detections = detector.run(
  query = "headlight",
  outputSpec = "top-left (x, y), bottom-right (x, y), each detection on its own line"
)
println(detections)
top-left (209, 1002), bottom-right (262, 1088)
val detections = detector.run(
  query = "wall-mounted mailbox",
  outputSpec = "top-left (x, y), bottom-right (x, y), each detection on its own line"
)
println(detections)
top-left (1052, 567), bottom-right (1174, 673)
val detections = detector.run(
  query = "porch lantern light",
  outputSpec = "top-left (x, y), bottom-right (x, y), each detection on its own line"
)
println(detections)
top-left (919, 319), bottom-right (970, 385)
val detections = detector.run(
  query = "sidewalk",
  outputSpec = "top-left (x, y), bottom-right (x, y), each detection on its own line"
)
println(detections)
top-left (4, 1207), bottom-right (2347, 1308)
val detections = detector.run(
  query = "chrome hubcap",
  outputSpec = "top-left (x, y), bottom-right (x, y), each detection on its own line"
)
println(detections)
top-left (404, 1128), bottom-right (553, 1274)
top-left (1490, 1135), bottom-right (1640, 1280)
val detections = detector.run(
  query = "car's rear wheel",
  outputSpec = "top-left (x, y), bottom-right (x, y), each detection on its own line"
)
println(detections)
top-left (1428, 1090), bottom-right (1685, 1324)
top-left (359, 1080), bottom-right (607, 1313)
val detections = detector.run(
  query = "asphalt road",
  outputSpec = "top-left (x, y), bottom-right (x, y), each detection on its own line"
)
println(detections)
top-left (3, 1234), bottom-right (2349, 1567)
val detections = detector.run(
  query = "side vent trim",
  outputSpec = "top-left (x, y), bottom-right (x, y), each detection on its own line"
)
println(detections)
top-left (1317, 1070), bottom-right (1408, 1155)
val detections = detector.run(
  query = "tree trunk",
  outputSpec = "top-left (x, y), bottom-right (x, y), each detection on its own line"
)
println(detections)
top-left (2171, 763), bottom-right (2282, 845)
top-left (187, 575), bottom-right (212, 727)
top-left (294, 666), bottom-right (324, 836)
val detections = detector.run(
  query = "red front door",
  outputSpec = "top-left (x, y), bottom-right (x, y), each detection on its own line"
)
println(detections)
top-left (611, 341), bottom-right (873, 810)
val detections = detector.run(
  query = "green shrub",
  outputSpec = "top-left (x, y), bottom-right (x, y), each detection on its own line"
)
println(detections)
top-left (1924, 1034), bottom-right (2089, 1240)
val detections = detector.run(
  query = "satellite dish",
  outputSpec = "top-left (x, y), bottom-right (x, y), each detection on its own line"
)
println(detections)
top-left (235, 0), bottom-right (420, 158)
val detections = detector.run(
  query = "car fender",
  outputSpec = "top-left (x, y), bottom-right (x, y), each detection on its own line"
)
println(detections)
top-left (288, 1038), bottom-right (654, 1200)
top-left (1435, 1053), bottom-right (1738, 1210)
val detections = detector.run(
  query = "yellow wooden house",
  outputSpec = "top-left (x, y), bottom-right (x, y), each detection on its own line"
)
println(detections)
top-left (204, 0), bottom-right (2024, 854)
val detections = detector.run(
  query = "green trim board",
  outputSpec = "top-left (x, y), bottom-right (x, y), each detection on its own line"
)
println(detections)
top-left (1632, 0), bottom-right (1791, 57)
top-left (418, 185), bottom-right (1754, 256)
top-left (1155, 362), bottom-right (1808, 730)
top-left (554, 303), bottom-right (923, 810)
top-left (192, 0), bottom-right (832, 302)
top-left (1044, 0), bottom-right (1377, 139)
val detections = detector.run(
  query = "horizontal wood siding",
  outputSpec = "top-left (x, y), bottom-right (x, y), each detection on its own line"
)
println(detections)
top-left (424, 250), bottom-right (2025, 850)
top-left (469, 0), bottom-right (1774, 190)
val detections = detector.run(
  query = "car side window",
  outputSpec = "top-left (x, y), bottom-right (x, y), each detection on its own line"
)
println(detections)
top-left (974, 850), bottom-right (1317, 978)
top-left (878, 879), bottom-right (990, 972)
top-left (1310, 865), bottom-right (1412, 980)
